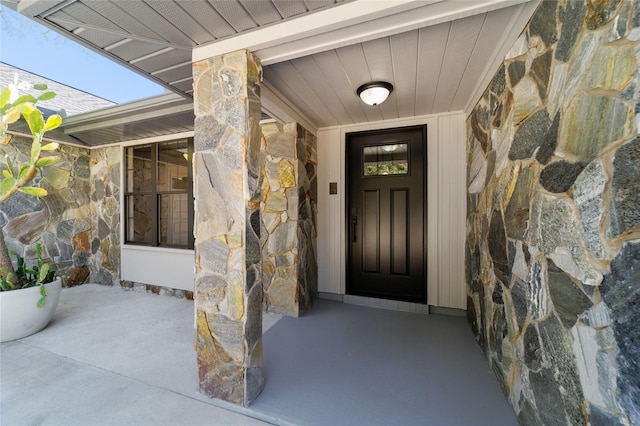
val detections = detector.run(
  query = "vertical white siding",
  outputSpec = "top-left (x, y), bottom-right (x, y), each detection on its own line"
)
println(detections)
top-left (316, 113), bottom-right (467, 309)
top-left (426, 118), bottom-right (439, 306)
top-left (317, 127), bottom-right (343, 294)
top-left (436, 114), bottom-right (467, 309)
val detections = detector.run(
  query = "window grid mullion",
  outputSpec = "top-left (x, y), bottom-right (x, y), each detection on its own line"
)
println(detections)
top-left (187, 138), bottom-right (195, 249)
top-left (152, 144), bottom-right (159, 247)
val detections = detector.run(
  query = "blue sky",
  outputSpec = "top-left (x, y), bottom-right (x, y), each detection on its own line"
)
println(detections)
top-left (0, 4), bottom-right (165, 103)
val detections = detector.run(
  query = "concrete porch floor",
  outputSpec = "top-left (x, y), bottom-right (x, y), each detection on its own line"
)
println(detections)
top-left (0, 284), bottom-right (516, 425)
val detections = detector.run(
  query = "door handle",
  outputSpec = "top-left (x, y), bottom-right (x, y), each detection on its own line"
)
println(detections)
top-left (351, 216), bottom-right (357, 242)
top-left (351, 208), bottom-right (357, 243)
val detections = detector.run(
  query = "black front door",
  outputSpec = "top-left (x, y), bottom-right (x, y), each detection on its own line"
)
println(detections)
top-left (347, 126), bottom-right (427, 303)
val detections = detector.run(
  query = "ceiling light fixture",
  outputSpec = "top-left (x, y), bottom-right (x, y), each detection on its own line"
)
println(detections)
top-left (356, 81), bottom-right (394, 106)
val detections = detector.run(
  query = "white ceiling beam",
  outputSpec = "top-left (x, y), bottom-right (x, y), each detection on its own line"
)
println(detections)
top-left (193, 0), bottom-right (534, 65)
top-left (257, 0), bottom-right (533, 65)
top-left (193, 0), bottom-right (438, 63)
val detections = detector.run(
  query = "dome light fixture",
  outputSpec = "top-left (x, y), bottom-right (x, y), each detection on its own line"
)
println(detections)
top-left (356, 81), bottom-right (394, 106)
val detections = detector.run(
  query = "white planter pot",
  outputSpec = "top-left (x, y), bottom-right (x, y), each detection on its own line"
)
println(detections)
top-left (0, 278), bottom-right (62, 342)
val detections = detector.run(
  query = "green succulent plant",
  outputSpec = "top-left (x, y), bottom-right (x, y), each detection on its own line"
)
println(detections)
top-left (0, 74), bottom-right (62, 304)
top-left (0, 244), bottom-right (56, 307)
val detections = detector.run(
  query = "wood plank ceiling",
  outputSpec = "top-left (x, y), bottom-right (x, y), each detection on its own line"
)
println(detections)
top-left (263, 4), bottom-right (525, 127)
top-left (5, 0), bottom-right (537, 144)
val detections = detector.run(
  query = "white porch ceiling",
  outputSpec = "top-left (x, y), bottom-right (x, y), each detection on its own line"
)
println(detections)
top-left (264, 7), bottom-right (526, 127)
top-left (3, 0), bottom-right (539, 145)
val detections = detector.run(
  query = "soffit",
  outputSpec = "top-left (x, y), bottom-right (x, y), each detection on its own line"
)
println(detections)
top-left (11, 0), bottom-right (346, 98)
top-left (58, 93), bottom-right (195, 146)
top-left (5, 0), bottom-right (539, 145)
top-left (6, 92), bottom-right (195, 147)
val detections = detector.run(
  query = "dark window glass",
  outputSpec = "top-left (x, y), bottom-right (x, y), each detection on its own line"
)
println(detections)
top-left (125, 195), bottom-right (154, 244)
top-left (126, 145), bottom-right (153, 192)
top-left (159, 194), bottom-right (189, 247)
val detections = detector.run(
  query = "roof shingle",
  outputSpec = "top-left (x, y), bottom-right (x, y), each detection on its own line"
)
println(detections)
top-left (0, 61), bottom-right (115, 117)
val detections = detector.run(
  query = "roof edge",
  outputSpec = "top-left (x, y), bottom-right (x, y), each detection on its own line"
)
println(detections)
top-left (61, 92), bottom-right (190, 125)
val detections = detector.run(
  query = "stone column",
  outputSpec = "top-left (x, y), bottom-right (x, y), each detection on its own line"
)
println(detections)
top-left (192, 50), bottom-right (263, 406)
top-left (260, 123), bottom-right (318, 317)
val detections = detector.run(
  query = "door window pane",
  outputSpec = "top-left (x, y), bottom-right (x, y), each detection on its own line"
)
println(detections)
top-left (363, 143), bottom-right (408, 176)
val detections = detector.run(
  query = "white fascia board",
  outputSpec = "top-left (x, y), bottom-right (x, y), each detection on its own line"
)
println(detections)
top-left (117, 131), bottom-right (194, 147)
top-left (6, 130), bottom-right (88, 149)
top-left (259, 0), bottom-right (533, 65)
top-left (15, 0), bottom-right (62, 16)
top-left (61, 93), bottom-right (190, 132)
top-left (62, 93), bottom-right (185, 123)
top-left (193, 0), bottom-right (433, 63)
top-left (193, 0), bottom-right (533, 65)
top-left (62, 103), bottom-right (193, 134)
top-left (63, 101), bottom-right (192, 134)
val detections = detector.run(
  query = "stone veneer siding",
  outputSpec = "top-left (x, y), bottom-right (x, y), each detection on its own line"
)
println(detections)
top-left (0, 137), bottom-right (120, 287)
top-left (261, 122), bottom-right (318, 317)
top-left (89, 146), bottom-right (121, 286)
top-left (192, 50), bottom-right (264, 406)
top-left (466, 1), bottom-right (640, 424)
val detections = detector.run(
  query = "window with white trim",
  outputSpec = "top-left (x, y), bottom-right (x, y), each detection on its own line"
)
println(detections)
top-left (124, 138), bottom-right (194, 249)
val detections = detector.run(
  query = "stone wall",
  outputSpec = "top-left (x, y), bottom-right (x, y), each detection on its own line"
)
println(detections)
top-left (0, 136), bottom-right (120, 287)
top-left (466, 1), bottom-right (639, 424)
top-left (89, 146), bottom-right (121, 286)
top-left (261, 122), bottom-right (318, 317)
